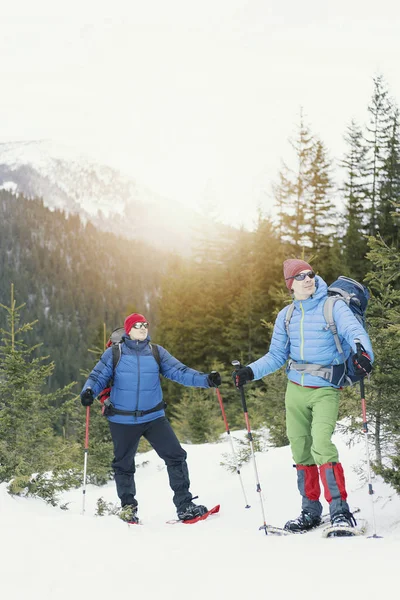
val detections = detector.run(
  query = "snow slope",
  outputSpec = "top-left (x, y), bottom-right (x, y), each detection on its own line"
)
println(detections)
top-left (1, 428), bottom-right (399, 600)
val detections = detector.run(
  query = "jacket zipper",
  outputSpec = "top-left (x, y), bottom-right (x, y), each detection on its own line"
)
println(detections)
top-left (135, 341), bottom-right (140, 414)
top-left (300, 302), bottom-right (305, 386)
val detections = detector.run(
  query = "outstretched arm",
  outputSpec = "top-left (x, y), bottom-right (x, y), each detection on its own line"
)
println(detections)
top-left (158, 346), bottom-right (210, 387)
top-left (247, 310), bottom-right (290, 380)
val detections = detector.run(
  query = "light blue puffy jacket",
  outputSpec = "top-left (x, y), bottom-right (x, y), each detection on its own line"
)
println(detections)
top-left (81, 334), bottom-right (210, 424)
top-left (248, 276), bottom-right (374, 388)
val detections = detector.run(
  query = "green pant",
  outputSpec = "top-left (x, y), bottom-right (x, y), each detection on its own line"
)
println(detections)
top-left (285, 381), bottom-right (340, 465)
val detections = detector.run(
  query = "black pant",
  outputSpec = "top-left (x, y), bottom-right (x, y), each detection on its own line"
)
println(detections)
top-left (108, 417), bottom-right (192, 512)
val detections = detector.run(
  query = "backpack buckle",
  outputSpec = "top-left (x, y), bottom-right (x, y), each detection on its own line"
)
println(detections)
top-left (102, 398), bottom-right (115, 417)
top-left (131, 410), bottom-right (145, 417)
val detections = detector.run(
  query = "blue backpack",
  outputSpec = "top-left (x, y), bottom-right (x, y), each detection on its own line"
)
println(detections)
top-left (324, 276), bottom-right (370, 385)
top-left (285, 276), bottom-right (370, 386)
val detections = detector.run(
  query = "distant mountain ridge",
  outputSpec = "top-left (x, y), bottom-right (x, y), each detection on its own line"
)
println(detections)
top-left (0, 140), bottom-right (226, 252)
top-left (0, 189), bottom-right (166, 392)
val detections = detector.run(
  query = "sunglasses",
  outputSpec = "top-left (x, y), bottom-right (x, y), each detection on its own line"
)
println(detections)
top-left (285, 271), bottom-right (316, 282)
top-left (133, 322), bottom-right (149, 329)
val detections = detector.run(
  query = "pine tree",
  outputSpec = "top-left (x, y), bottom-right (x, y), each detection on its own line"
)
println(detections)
top-left (364, 75), bottom-right (393, 236)
top-left (378, 107), bottom-right (400, 247)
top-left (171, 388), bottom-right (223, 444)
top-left (303, 139), bottom-right (337, 278)
top-left (362, 236), bottom-right (400, 471)
top-left (245, 368), bottom-right (289, 447)
top-left (274, 110), bottom-right (315, 252)
top-left (341, 120), bottom-right (370, 279)
top-left (0, 285), bottom-right (79, 500)
top-left (222, 218), bottom-right (287, 367)
top-left (222, 227), bottom-right (262, 365)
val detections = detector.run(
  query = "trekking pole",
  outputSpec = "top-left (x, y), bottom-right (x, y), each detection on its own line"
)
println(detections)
top-left (215, 387), bottom-right (251, 509)
top-left (82, 406), bottom-right (90, 515)
top-left (232, 360), bottom-right (268, 534)
top-left (355, 340), bottom-right (381, 538)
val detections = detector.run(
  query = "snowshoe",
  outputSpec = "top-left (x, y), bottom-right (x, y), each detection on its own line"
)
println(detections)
top-left (119, 504), bottom-right (139, 524)
top-left (325, 511), bottom-right (357, 537)
top-left (177, 501), bottom-right (208, 522)
top-left (284, 510), bottom-right (322, 532)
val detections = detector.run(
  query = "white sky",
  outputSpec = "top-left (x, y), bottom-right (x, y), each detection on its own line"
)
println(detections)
top-left (1, 1), bottom-right (400, 228)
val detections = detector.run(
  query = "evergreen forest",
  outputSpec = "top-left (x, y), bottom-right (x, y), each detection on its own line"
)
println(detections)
top-left (1, 74), bottom-right (400, 503)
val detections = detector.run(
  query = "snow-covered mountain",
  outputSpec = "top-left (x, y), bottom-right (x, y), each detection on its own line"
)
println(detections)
top-left (0, 140), bottom-right (224, 253)
top-left (1, 427), bottom-right (399, 600)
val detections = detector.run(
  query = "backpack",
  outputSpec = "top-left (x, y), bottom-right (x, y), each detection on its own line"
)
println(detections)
top-left (98, 327), bottom-right (163, 416)
top-left (284, 276), bottom-right (370, 387)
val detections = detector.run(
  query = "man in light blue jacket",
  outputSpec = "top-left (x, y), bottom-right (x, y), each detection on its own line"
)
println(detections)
top-left (233, 259), bottom-right (373, 534)
top-left (80, 312), bottom-right (221, 524)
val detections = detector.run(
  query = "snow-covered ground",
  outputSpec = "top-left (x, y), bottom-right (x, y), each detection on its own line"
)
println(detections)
top-left (1, 428), bottom-right (399, 600)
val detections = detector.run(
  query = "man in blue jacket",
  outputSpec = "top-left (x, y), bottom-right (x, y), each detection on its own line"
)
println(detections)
top-left (81, 312), bottom-right (221, 524)
top-left (234, 259), bottom-right (374, 533)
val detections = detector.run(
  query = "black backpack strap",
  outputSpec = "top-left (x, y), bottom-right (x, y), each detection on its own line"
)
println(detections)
top-left (109, 343), bottom-right (122, 385)
top-left (112, 344), bottom-right (121, 370)
top-left (150, 343), bottom-right (161, 369)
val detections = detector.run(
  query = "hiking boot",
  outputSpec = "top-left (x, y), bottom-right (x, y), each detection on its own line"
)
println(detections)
top-left (328, 511), bottom-right (357, 536)
top-left (119, 504), bottom-right (139, 524)
top-left (177, 501), bottom-right (208, 521)
top-left (284, 510), bottom-right (321, 532)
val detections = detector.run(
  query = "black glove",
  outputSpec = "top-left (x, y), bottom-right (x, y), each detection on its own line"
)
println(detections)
top-left (232, 366), bottom-right (254, 388)
top-left (207, 371), bottom-right (222, 388)
top-left (80, 387), bottom-right (95, 406)
top-left (352, 350), bottom-right (373, 378)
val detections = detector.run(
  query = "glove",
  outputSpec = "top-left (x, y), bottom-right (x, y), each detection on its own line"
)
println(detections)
top-left (80, 387), bottom-right (95, 406)
top-left (352, 350), bottom-right (373, 378)
top-left (232, 366), bottom-right (254, 388)
top-left (207, 371), bottom-right (222, 388)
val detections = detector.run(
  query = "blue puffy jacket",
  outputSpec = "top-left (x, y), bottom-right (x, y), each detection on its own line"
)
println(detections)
top-left (248, 276), bottom-right (374, 388)
top-left (81, 334), bottom-right (210, 424)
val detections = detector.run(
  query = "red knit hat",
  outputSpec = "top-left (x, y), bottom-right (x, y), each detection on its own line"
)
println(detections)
top-left (124, 313), bottom-right (148, 334)
top-left (283, 259), bottom-right (313, 290)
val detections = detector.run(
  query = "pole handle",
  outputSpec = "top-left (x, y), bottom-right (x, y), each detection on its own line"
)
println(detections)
top-left (355, 340), bottom-right (366, 398)
top-left (232, 360), bottom-right (249, 414)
